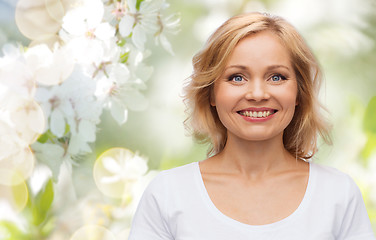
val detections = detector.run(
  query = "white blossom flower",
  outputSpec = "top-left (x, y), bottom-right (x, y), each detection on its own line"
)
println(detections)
top-left (0, 44), bottom-right (35, 99)
top-left (35, 85), bottom-right (73, 138)
top-left (94, 64), bottom-right (130, 125)
top-left (31, 142), bottom-right (67, 181)
top-left (0, 115), bottom-right (24, 162)
top-left (154, 12), bottom-right (180, 55)
top-left (123, 44), bottom-right (153, 84)
top-left (91, 42), bottom-right (148, 125)
top-left (0, 0), bottom-right (181, 235)
top-left (35, 67), bottom-right (102, 156)
top-left (94, 62), bottom-right (148, 125)
top-left (87, 40), bottom-right (121, 78)
top-left (5, 94), bottom-right (45, 144)
top-left (0, 117), bottom-right (35, 184)
top-left (103, 0), bottom-right (126, 23)
top-left (119, 0), bottom-right (165, 50)
top-left (60, 0), bottom-right (116, 65)
top-left (24, 44), bottom-right (74, 86)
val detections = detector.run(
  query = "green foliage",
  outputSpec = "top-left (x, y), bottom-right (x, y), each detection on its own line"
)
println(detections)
top-left (120, 51), bottom-right (130, 64)
top-left (136, 0), bottom-right (144, 11)
top-left (30, 179), bottom-right (54, 227)
top-left (37, 130), bottom-right (56, 144)
top-left (159, 142), bottom-right (207, 170)
top-left (117, 39), bottom-right (126, 47)
top-left (37, 124), bottom-right (70, 144)
top-left (0, 221), bottom-right (30, 240)
top-left (359, 184), bottom-right (376, 230)
top-left (0, 179), bottom-right (55, 239)
top-left (362, 96), bottom-right (376, 163)
top-left (363, 96), bottom-right (376, 133)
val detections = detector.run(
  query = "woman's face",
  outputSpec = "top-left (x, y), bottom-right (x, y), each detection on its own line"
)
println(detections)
top-left (211, 30), bottom-right (298, 143)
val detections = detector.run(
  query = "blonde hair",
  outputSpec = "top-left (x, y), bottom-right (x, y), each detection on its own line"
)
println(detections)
top-left (183, 12), bottom-right (331, 159)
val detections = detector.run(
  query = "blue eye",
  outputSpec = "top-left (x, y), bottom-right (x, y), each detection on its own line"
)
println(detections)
top-left (229, 75), bottom-right (243, 82)
top-left (270, 74), bottom-right (286, 82)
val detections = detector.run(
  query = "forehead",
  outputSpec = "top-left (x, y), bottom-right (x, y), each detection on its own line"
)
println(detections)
top-left (226, 31), bottom-right (292, 69)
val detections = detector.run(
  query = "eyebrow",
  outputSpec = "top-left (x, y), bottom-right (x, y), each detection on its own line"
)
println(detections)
top-left (225, 65), bottom-right (248, 70)
top-left (225, 64), bottom-right (291, 71)
top-left (267, 65), bottom-right (291, 71)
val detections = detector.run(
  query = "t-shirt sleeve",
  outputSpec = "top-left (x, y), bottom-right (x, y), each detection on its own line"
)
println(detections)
top-left (337, 175), bottom-right (375, 240)
top-left (128, 172), bottom-right (174, 240)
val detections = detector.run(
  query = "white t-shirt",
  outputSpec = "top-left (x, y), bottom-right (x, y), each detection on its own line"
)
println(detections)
top-left (129, 162), bottom-right (375, 240)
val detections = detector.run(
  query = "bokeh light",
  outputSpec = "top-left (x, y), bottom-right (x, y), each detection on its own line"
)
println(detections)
top-left (9, 98), bottom-right (46, 144)
top-left (15, 0), bottom-right (62, 44)
top-left (70, 225), bottom-right (115, 240)
top-left (0, 144), bottom-right (35, 185)
top-left (93, 147), bottom-right (148, 200)
top-left (0, 169), bottom-right (29, 212)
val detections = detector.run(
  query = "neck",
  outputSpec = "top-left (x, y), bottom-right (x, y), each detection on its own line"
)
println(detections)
top-left (215, 132), bottom-right (297, 179)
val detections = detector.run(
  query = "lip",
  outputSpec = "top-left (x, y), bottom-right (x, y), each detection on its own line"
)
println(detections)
top-left (238, 107), bottom-right (276, 112)
top-left (237, 107), bottom-right (278, 122)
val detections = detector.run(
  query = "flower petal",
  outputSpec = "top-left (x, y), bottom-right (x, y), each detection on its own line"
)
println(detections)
top-left (95, 23), bottom-right (115, 41)
top-left (132, 25), bottom-right (147, 50)
top-left (119, 15), bottom-right (135, 37)
top-left (78, 120), bottom-right (96, 142)
top-left (121, 90), bottom-right (148, 111)
top-left (110, 100), bottom-right (128, 125)
top-left (50, 109), bottom-right (65, 137)
top-left (110, 64), bottom-right (130, 84)
top-left (158, 34), bottom-right (174, 55)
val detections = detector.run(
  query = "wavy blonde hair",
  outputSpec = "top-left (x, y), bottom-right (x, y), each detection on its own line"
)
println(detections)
top-left (183, 12), bottom-right (331, 159)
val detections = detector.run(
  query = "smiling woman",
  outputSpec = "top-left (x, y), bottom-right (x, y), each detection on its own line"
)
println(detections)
top-left (186, 13), bottom-right (331, 159)
top-left (211, 31), bottom-right (298, 143)
top-left (128, 12), bottom-right (376, 239)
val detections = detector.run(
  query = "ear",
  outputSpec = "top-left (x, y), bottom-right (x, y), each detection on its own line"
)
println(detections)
top-left (210, 98), bottom-right (216, 107)
top-left (210, 91), bottom-right (216, 106)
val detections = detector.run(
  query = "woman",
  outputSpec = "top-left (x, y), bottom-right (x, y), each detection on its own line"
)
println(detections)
top-left (129, 12), bottom-right (375, 239)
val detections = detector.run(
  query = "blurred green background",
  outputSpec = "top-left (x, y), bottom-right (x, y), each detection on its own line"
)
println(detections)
top-left (1, 0), bottom-right (375, 232)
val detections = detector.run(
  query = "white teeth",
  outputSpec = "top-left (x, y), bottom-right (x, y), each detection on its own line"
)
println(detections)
top-left (239, 110), bottom-right (273, 118)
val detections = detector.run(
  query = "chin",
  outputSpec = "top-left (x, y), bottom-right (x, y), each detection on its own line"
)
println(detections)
top-left (232, 130), bottom-right (283, 143)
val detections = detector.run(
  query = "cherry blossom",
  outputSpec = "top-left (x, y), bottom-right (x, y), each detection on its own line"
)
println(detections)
top-left (0, 44), bottom-right (35, 99)
top-left (24, 44), bottom-right (74, 86)
top-left (60, 0), bottom-right (116, 65)
top-left (0, 0), bottom-right (179, 237)
top-left (119, 0), bottom-right (165, 50)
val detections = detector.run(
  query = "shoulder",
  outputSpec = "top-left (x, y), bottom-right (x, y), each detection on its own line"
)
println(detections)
top-left (151, 162), bottom-right (197, 183)
top-left (311, 162), bottom-right (362, 200)
top-left (129, 164), bottom-right (199, 240)
top-left (135, 162), bottom-right (200, 220)
top-left (312, 163), bottom-right (355, 183)
top-left (142, 162), bottom-right (198, 196)
top-left (311, 163), bottom-right (375, 239)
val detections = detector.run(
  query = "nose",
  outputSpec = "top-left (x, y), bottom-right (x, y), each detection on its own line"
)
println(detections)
top-left (244, 79), bottom-right (270, 101)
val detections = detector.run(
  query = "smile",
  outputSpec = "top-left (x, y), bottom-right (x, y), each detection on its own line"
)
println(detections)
top-left (237, 109), bottom-right (277, 118)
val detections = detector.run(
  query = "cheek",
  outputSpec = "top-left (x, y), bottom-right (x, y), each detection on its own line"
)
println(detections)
top-left (284, 83), bottom-right (298, 107)
top-left (213, 91), bottom-right (238, 112)
top-left (287, 94), bottom-right (298, 108)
